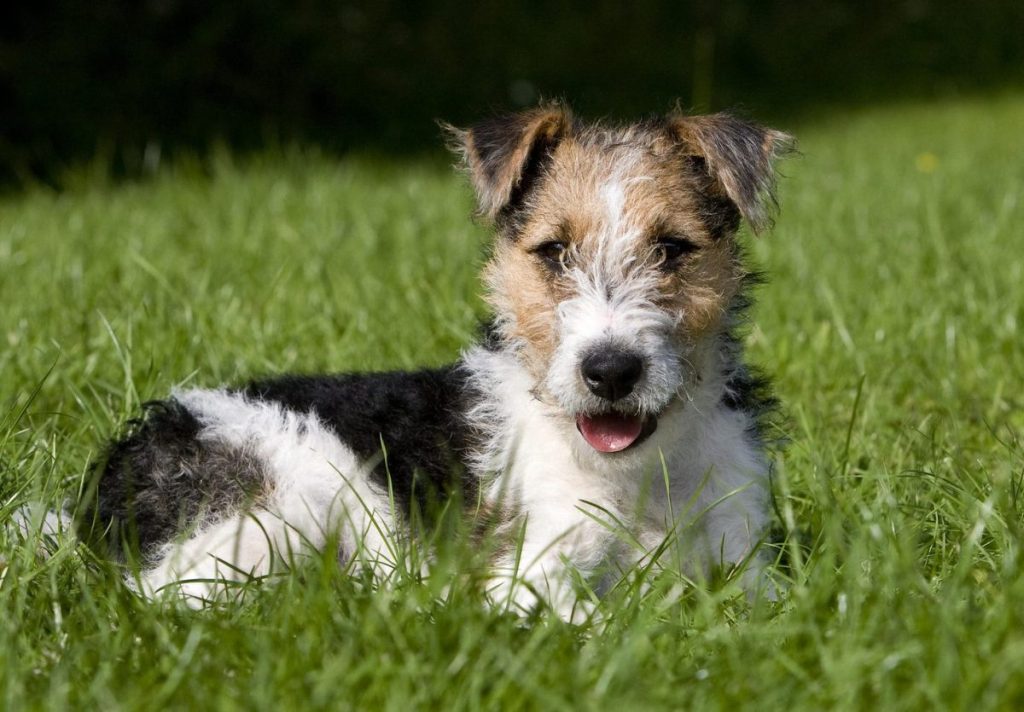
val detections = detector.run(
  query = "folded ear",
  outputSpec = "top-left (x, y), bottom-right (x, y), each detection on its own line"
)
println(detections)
top-left (443, 103), bottom-right (573, 220)
top-left (669, 113), bottom-right (794, 234)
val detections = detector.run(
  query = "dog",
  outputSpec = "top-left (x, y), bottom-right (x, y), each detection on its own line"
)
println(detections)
top-left (82, 103), bottom-right (792, 621)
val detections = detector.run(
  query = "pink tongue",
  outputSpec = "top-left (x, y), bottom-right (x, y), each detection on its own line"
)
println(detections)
top-left (577, 413), bottom-right (644, 453)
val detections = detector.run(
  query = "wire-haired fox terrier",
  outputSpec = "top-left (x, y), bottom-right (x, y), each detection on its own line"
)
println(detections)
top-left (83, 103), bottom-right (793, 621)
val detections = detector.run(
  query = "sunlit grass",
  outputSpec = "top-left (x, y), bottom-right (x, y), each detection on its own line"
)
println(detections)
top-left (2, 93), bottom-right (1023, 709)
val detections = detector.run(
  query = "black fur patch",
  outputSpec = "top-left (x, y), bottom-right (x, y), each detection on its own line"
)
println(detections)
top-left (82, 400), bottom-right (267, 561)
top-left (478, 318), bottom-right (506, 351)
top-left (721, 364), bottom-right (778, 435)
top-left (495, 130), bottom-right (559, 229)
top-left (684, 154), bottom-right (742, 240)
top-left (242, 366), bottom-right (479, 519)
top-left (471, 112), bottom-right (536, 189)
top-left (720, 274), bottom-right (780, 442)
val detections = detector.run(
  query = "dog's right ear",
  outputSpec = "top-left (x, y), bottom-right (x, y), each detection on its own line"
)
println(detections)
top-left (443, 103), bottom-right (573, 220)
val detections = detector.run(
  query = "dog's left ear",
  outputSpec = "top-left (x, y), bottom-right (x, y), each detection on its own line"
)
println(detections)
top-left (668, 113), bottom-right (794, 234)
top-left (443, 103), bottom-right (573, 220)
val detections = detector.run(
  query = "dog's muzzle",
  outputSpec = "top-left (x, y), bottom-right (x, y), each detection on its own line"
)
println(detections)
top-left (576, 345), bottom-right (657, 453)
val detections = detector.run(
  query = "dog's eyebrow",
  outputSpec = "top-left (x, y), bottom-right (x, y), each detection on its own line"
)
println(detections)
top-left (527, 219), bottom-right (573, 244)
top-left (507, 212), bottom-right (568, 245)
top-left (645, 218), bottom-right (682, 240)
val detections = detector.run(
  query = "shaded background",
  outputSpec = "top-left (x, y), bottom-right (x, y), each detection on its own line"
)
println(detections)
top-left (2, 0), bottom-right (1023, 186)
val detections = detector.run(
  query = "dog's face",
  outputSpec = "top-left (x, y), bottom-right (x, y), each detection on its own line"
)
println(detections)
top-left (450, 105), bottom-right (790, 455)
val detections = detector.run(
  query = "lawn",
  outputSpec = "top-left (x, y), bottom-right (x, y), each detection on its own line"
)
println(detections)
top-left (2, 93), bottom-right (1023, 710)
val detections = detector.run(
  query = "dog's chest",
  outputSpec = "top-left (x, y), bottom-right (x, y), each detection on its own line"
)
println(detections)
top-left (490, 404), bottom-right (676, 563)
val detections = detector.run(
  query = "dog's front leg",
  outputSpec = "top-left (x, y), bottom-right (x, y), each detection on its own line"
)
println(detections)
top-left (487, 554), bottom-right (597, 624)
top-left (487, 512), bottom-right (612, 623)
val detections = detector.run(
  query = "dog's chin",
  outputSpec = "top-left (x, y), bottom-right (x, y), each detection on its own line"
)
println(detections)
top-left (575, 409), bottom-right (660, 454)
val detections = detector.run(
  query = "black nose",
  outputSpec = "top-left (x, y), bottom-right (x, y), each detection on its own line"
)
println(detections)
top-left (581, 349), bottom-right (644, 401)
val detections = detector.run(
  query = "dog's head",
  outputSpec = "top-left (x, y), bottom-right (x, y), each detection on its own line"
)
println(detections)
top-left (448, 103), bottom-right (792, 455)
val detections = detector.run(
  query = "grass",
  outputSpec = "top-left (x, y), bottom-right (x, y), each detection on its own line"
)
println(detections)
top-left (2, 92), bottom-right (1024, 710)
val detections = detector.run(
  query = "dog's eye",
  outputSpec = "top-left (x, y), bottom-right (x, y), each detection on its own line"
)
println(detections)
top-left (654, 236), bottom-right (699, 268)
top-left (531, 240), bottom-right (570, 271)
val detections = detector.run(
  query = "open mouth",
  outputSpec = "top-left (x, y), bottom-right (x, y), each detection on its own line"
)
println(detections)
top-left (576, 411), bottom-right (658, 453)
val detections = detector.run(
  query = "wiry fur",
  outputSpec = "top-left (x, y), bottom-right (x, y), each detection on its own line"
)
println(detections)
top-left (80, 103), bottom-right (792, 620)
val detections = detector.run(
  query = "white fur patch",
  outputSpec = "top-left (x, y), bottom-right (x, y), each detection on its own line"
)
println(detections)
top-left (10, 504), bottom-right (66, 539)
top-left (140, 389), bottom-right (398, 604)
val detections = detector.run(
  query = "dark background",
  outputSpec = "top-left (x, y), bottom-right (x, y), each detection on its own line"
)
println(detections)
top-left (2, 0), bottom-right (1022, 186)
